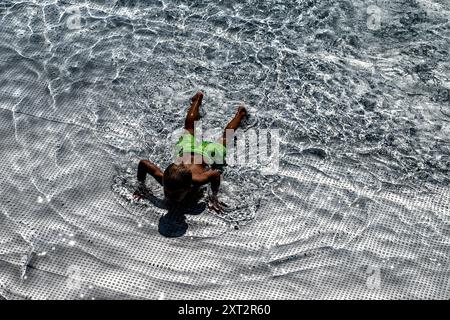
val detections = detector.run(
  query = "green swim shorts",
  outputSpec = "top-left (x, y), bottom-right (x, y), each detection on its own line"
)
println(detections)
top-left (175, 132), bottom-right (227, 164)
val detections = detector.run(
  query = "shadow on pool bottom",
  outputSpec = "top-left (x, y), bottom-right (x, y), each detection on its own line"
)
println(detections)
top-left (158, 202), bottom-right (207, 237)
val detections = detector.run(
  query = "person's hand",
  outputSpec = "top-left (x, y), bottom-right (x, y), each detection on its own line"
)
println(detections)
top-left (208, 194), bottom-right (228, 214)
top-left (133, 183), bottom-right (151, 201)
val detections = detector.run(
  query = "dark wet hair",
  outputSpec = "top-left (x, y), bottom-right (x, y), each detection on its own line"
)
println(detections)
top-left (163, 163), bottom-right (192, 190)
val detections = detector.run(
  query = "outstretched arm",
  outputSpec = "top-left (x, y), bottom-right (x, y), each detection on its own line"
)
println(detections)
top-left (137, 160), bottom-right (163, 185)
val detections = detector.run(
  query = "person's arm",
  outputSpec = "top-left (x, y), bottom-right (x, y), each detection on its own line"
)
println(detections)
top-left (193, 170), bottom-right (226, 213)
top-left (192, 170), bottom-right (220, 189)
top-left (137, 160), bottom-right (163, 185)
top-left (208, 170), bottom-right (220, 196)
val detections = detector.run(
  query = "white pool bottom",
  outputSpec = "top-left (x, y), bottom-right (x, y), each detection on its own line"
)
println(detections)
top-left (0, 107), bottom-right (449, 300)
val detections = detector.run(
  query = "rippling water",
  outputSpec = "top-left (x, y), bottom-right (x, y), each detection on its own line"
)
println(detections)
top-left (0, 0), bottom-right (449, 299)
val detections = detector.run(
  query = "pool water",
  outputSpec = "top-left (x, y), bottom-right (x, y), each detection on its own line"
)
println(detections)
top-left (0, 0), bottom-right (449, 299)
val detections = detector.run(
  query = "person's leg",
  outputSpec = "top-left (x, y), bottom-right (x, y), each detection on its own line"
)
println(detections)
top-left (184, 92), bottom-right (204, 135)
top-left (219, 105), bottom-right (247, 146)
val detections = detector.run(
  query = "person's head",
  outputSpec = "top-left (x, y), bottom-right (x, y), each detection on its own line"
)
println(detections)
top-left (163, 163), bottom-right (192, 203)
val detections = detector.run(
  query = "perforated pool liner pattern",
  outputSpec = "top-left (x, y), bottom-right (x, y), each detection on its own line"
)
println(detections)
top-left (1, 0), bottom-right (450, 299)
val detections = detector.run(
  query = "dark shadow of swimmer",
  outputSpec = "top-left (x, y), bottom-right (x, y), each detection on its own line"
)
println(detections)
top-left (136, 186), bottom-right (207, 238)
top-left (158, 201), bottom-right (208, 238)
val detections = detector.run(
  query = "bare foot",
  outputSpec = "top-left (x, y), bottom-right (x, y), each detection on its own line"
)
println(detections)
top-left (191, 91), bottom-right (204, 105)
top-left (237, 105), bottom-right (247, 117)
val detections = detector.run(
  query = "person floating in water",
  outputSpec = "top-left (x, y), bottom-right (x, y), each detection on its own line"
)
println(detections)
top-left (134, 92), bottom-right (247, 214)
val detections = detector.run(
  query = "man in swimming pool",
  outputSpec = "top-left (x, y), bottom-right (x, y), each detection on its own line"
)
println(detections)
top-left (134, 92), bottom-right (247, 213)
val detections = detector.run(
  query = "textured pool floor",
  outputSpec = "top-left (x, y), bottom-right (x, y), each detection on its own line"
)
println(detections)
top-left (1, 0), bottom-right (450, 299)
top-left (1, 103), bottom-right (449, 299)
